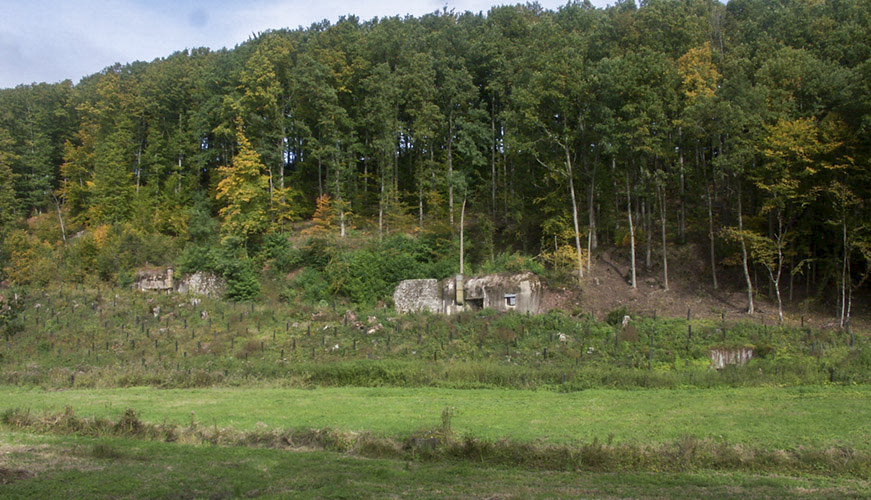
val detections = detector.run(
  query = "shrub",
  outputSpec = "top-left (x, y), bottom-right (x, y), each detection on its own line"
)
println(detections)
top-left (179, 235), bottom-right (260, 300)
top-left (293, 267), bottom-right (331, 303)
top-left (605, 306), bottom-right (629, 326)
top-left (3, 229), bottom-right (58, 285)
top-left (223, 259), bottom-right (261, 301)
top-left (263, 232), bottom-right (301, 273)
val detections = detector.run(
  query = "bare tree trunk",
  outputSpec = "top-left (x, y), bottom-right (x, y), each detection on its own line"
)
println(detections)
top-left (335, 157), bottom-right (345, 239)
top-left (643, 197), bottom-right (652, 271)
top-left (566, 149), bottom-right (585, 281)
top-left (847, 250), bottom-right (853, 330)
top-left (587, 170), bottom-right (596, 274)
top-left (626, 167), bottom-right (637, 289)
top-left (418, 179), bottom-right (424, 230)
top-left (841, 217), bottom-right (848, 328)
top-left (678, 129), bottom-right (685, 244)
top-left (279, 131), bottom-right (286, 191)
top-left (448, 111), bottom-right (454, 227)
top-left (658, 182), bottom-right (669, 291)
top-left (773, 211), bottom-right (784, 324)
top-left (176, 155), bottom-right (182, 194)
top-left (459, 196), bottom-right (466, 274)
top-left (737, 179), bottom-right (754, 314)
top-left (703, 146), bottom-right (718, 289)
top-left (491, 96), bottom-right (497, 219)
top-left (52, 195), bottom-right (66, 244)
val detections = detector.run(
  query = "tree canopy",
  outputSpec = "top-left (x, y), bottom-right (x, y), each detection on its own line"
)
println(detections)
top-left (2, 0), bottom-right (871, 319)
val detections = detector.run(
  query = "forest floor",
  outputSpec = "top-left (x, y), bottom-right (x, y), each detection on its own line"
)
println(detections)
top-left (546, 243), bottom-right (867, 333)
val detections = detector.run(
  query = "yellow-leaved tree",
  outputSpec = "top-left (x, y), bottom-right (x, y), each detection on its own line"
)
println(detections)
top-left (216, 123), bottom-right (270, 246)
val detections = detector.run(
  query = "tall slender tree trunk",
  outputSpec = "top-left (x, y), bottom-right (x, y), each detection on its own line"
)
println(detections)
top-left (447, 111), bottom-right (454, 226)
top-left (643, 197), bottom-right (652, 270)
top-left (702, 146), bottom-right (718, 289)
top-left (279, 115), bottom-right (287, 190)
top-left (52, 195), bottom-right (66, 244)
top-left (566, 148), bottom-right (584, 281)
top-left (626, 167), bottom-right (637, 289)
top-left (459, 196), bottom-right (466, 274)
top-left (658, 182), bottom-right (669, 291)
top-left (737, 179), bottom-right (754, 314)
top-left (840, 217), bottom-right (848, 328)
top-left (587, 171), bottom-right (596, 274)
top-left (502, 127), bottom-right (509, 220)
top-left (773, 212), bottom-right (784, 324)
top-left (491, 96), bottom-right (497, 219)
top-left (678, 130), bottom-right (686, 243)
top-left (334, 155), bottom-right (345, 239)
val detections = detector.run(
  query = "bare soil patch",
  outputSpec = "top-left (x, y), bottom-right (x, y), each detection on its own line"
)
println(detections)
top-left (545, 244), bottom-right (869, 333)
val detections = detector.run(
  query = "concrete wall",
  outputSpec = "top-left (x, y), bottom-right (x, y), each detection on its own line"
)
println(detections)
top-left (395, 272), bottom-right (542, 315)
top-left (134, 268), bottom-right (174, 291)
top-left (393, 279), bottom-right (442, 313)
top-left (709, 347), bottom-right (754, 369)
top-left (133, 268), bottom-right (224, 297)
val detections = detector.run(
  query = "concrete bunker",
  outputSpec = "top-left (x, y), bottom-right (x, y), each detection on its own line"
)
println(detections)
top-left (394, 271), bottom-right (542, 315)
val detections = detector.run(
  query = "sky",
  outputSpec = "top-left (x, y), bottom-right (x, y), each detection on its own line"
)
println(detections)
top-left (1, 0), bottom-right (612, 89)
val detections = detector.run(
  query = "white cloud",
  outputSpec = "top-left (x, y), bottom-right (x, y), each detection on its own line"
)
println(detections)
top-left (0, 0), bottom-right (613, 88)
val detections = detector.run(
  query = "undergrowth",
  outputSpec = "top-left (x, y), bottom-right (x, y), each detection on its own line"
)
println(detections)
top-left (1, 283), bottom-right (868, 390)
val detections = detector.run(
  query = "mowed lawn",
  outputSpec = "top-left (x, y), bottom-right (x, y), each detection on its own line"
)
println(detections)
top-left (1, 385), bottom-right (868, 450)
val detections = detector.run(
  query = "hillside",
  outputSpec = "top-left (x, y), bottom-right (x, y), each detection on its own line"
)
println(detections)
top-left (2, 0), bottom-right (871, 333)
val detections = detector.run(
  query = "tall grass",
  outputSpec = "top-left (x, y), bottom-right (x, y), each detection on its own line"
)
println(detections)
top-left (2, 283), bottom-right (867, 389)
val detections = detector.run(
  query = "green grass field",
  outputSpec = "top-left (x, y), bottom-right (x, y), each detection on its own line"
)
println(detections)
top-left (2, 430), bottom-right (870, 500)
top-left (3, 285), bottom-right (871, 497)
top-left (2, 385), bottom-right (869, 450)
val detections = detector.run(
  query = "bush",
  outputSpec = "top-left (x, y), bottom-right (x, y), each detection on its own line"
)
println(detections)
top-left (223, 259), bottom-right (261, 301)
top-left (605, 306), bottom-right (629, 326)
top-left (293, 267), bottom-right (331, 303)
top-left (264, 232), bottom-right (301, 274)
top-left (178, 235), bottom-right (261, 301)
top-left (3, 229), bottom-right (58, 286)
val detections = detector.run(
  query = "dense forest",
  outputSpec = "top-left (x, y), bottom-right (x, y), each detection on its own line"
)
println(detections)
top-left (1, 0), bottom-right (870, 325)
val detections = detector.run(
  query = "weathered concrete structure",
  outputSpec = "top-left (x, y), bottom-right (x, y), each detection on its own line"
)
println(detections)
top-left (393, 279), bottom-right (441, 314)
top-left (394, 272), bottom-right (542, 315)
top-left (709, 347), bottom-right (754, 369)
top-left (134, 268), bottom-right (174, 292)
top-left (133, 268), bottom-right (224, 297)
top-left (176, 271), bottom-right (225, 297)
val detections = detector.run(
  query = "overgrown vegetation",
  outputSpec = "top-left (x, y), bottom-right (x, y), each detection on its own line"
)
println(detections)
top-left (0, 283), bottom-right (867, 390)
top-left (3, 0), bottom-right (871, 324)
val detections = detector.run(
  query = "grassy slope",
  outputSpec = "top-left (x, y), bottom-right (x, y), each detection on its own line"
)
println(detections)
top-left (1, 385), bottom-right (869, 450)
top-left (4, 282), bottom-right (869, 390)
top-left (1, 431), bottom-right (869, 500)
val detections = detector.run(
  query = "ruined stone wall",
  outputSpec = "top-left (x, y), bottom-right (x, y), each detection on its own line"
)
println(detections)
top-left (177, 271), bottom-right (225, 297)
top-left (393, 279), bottom-right (442, 313)
top-left (134, 268), bottom-right (174, 291)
